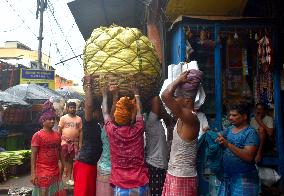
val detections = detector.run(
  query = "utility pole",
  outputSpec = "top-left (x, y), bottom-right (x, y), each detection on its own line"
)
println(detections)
top-left (36, 0), bottom-right (47, 69)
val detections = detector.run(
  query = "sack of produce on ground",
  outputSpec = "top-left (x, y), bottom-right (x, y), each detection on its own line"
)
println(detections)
top-left (83, 25), bottom-right (162, 104)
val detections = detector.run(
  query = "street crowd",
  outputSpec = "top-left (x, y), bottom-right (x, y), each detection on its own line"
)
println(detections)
top-left (30, 69), bottom-right (273, 196)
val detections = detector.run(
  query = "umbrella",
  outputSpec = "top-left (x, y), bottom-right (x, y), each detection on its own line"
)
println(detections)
top-left (5, 84), bottom-right (63, 103)
top-left (0, 91), bottom-right (29, 106)
top-left (56, 88), bottom-right (84, 101)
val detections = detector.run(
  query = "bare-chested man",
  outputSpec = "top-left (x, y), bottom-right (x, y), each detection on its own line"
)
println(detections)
top-left (59, 102), bottom-right (82, 185)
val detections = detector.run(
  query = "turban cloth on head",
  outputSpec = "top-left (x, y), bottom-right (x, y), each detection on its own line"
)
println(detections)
top-left (114, 96), bottom-right (136, 125)
top-left (39, 100), bottom-right (56, 124)
top-left (174, 69), bottom-right (204, 99)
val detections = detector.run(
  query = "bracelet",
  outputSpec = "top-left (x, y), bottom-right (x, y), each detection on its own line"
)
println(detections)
top-left (134, 94), bottom-right (140, 97)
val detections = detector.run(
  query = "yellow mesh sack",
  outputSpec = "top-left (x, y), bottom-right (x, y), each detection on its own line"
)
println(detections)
top-left (83, 25), bottom-right (162, 100)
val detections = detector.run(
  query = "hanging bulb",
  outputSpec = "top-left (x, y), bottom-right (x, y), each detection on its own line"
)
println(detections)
top-left (234, 32), bottom-right (238, 39)
top-left (255, 33), bottom-right (259, 40)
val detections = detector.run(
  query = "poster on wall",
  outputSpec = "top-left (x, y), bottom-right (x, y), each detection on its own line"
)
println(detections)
top-left (20, 69), bottom-right (55, 90)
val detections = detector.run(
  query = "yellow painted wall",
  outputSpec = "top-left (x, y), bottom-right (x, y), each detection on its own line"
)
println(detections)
top-left (166, 0), bottom-right (247, 21)
top-left (0, 48), bottom-right (51, 70)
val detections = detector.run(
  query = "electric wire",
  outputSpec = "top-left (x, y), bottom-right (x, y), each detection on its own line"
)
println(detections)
top-left (3, 0), bottom-right (38, 38)
top-left (46, 11), bottom-right (81, 79)
top-left (0, 21), bottom-right (24, 33)
top-left (46, 0), bottom-right (83, 68)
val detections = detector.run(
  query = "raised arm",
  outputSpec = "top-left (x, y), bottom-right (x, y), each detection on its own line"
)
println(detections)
top-left (255, 116), bottom-right (274, 136)
top-left (84, 75), bottom-right (94, 122)
top-left (133, 85), bottom-right (142, 117)
top-left (150, 96), bottom-right (161, 116)
top-left (109, 85), bottom-right (119, 120)
top-left (101, 86), bottom-right (110, 121)
top-left (161, 71), bottom-right (195, 122)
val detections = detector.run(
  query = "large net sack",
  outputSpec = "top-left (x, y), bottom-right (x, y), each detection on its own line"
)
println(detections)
top-left (83, 25), bottom-right (162, 103)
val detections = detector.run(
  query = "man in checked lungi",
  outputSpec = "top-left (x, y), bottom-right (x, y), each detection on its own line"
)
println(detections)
top-left (216, 102), bottom-right (260, 196)
top-left (161, 69), bottom-right (203, 196)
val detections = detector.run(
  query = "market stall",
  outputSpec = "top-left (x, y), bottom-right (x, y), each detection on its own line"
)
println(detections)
top-left (0, 91), bottom-right (32, 183)
top-left (168, 16), bottom-right (283, 192)
top-left (0, 150), bottom-right (31, 183)
top-left (5, 83), bottom-right (64, 124)
top-left (0, 91), bottom-right (30, 151)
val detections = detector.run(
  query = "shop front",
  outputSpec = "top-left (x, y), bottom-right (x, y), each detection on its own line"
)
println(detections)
top-left (169, 16), bottom-right (284, 191)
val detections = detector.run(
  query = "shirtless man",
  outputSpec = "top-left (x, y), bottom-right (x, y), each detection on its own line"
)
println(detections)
top-left (59, 102), bottom-right (82, 185)
top-left (161, 70), bottom-right (203, 196)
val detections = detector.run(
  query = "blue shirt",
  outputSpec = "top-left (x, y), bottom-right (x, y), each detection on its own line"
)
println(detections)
top-left (222, 125), bottom-right (259, 176)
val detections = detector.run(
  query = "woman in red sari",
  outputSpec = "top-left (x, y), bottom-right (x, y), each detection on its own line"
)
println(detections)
top-left (31, 100), bottom-right (66, 196)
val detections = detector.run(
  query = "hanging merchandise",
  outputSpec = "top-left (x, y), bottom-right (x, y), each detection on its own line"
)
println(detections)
top-left (225, 34), bottom-right (244, 99)
top-left (184, 26), bottom-right (194, 62)
top-left (198, 30), bottom-right (215, 46)
top-left (249, 30), bottom-right (253, 40)
top-left (257, 34), bottom-right (273, 71)
top-left (254, 33), bottom-right (259, 40)
top-left (256, 33), bottom-right (274, 106)
top-left (241, 49), bottom-right (252, 100)
top-left (233, 27), bottom-right (238, 40)
top-left (199, 30), bottom-right (208, 45)
top-left (234, 32), bottom-right (238, 39)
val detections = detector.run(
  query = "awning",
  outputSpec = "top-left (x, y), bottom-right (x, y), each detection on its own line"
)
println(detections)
top-left (166, 0), bottom-right (248, 21)
top-left (68, 0), bottom-right (147, 40)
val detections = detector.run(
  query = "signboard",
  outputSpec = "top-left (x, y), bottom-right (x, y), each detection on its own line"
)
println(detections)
top-left (20, 69), bottom-right (55, 90)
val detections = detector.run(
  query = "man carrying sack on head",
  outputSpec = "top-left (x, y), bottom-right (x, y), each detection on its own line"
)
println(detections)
top-left (101, 85), bottom-right (149, 196)
top-left (161, 68), bottom-right (204, 196)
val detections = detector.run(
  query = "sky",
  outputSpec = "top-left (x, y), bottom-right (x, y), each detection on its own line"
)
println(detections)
top-left (0, 0), bottom-right (85, 84)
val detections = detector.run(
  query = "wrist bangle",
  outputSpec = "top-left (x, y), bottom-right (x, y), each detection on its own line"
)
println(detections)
top-left (134, 94), bottom-right (140, 97)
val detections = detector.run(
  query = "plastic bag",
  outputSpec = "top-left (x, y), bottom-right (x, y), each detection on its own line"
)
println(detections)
top-left (257, 166), bottom-right (281, 187)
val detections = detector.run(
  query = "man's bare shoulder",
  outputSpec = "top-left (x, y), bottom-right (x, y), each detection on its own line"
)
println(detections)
top-left (59, 114), bottom-right (67, 121)
top-left (75, 115), bottom-right (82, 120)
top-left (181, 108), bottom-right (199, 124)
